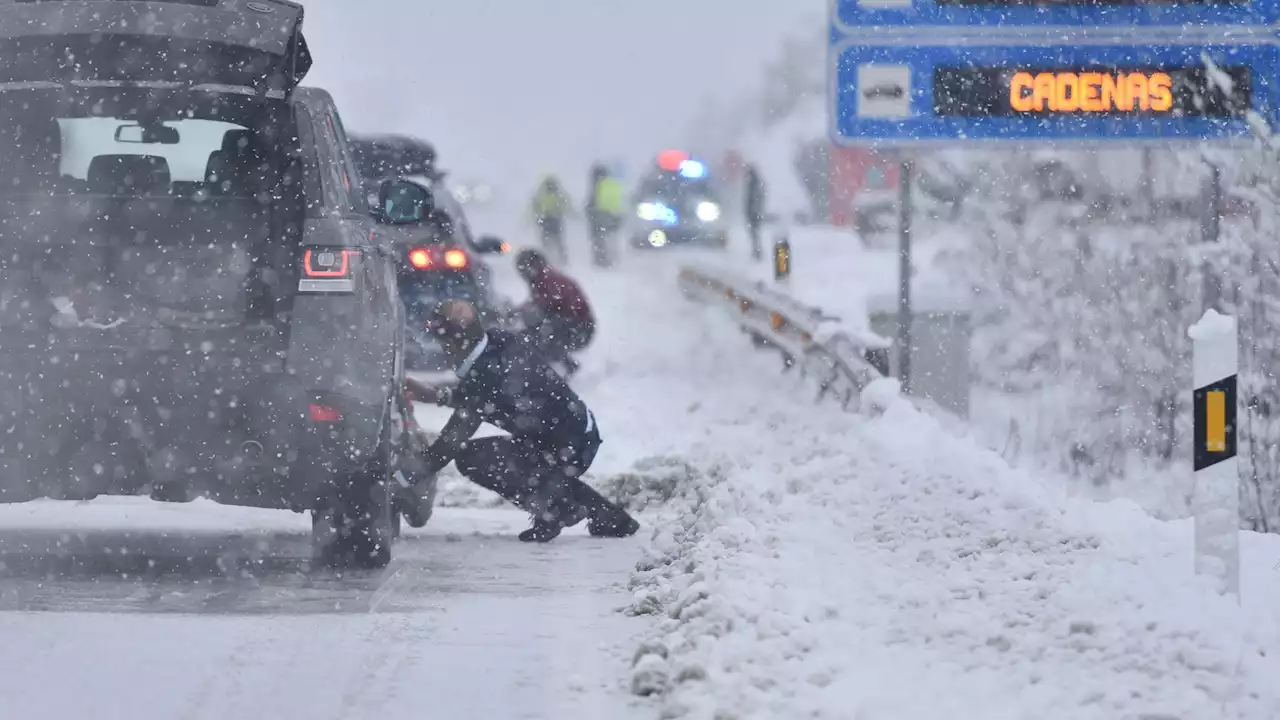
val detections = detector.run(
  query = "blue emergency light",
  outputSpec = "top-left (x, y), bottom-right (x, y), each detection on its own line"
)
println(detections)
top-left (678, 160), bottom-right (706, 179)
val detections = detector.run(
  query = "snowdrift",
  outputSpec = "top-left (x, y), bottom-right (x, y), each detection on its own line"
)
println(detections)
top-left (620, 252), bottom-right (1280, 719)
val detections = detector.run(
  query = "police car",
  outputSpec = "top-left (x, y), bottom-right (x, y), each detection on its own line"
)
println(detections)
top-left (629, 150), bottom-right (728, 251)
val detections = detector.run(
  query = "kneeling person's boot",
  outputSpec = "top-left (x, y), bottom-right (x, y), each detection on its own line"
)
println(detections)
top-left (516, 479), bottom-right (588, 543)
top-left (518, 503), bottom-right (588, 543)
top-left (569, 482), bottom-right (640, 538)
top-left (588, 507), bottom-right (640, 538)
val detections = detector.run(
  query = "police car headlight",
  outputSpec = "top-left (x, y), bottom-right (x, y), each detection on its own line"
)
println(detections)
top-left (696, 202), bottom-right (721, 222)
top-left (637, 203), bottom-right (660, 220)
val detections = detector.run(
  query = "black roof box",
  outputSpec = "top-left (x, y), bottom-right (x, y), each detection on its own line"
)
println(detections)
top-left (0, 0), bottom-right (311, 94)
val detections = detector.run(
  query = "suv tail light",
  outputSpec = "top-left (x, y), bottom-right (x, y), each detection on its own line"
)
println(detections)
top-left (309, 403), bottom-right (343, 423)
top-left (407, 246), bottom-right (470, 272)
top-left (299, 248), bottom-right (358, 294)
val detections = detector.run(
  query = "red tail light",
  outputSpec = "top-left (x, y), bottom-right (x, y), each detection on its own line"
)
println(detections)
top-left (407, 246), bottom-right (470, 271)
top-left (303, 249), bottom-right (353, 278)
top-left (443, 249), bottom-right (468, 269)
top-left (299, 248), bottom-right (359, 294)
top-left (409, 248), bottom-right (432, 269)
top-left (309, 403), bottom-right (343, 422)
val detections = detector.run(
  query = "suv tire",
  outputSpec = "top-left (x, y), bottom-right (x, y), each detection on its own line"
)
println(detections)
top-left (311, 409), bottom-right (396, 570)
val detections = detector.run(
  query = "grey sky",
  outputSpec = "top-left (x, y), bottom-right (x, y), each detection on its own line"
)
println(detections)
top-left (303, 0), bottom-right (821, 196)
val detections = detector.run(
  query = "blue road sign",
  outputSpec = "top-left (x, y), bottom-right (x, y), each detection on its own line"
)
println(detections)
top-left (829, 40), bottom-right (1280, 146)
top-left (832, 0), bottom-right (1280, 31)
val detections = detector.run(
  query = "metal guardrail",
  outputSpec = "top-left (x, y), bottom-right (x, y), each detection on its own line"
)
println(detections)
top-left (678, 265), bottom-right (892, 413)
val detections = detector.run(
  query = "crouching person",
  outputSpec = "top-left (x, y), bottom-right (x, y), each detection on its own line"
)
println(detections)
top-left (404, 299), bottom-right (638, 542)
top-left (513, 248), bottom-right (595, 378)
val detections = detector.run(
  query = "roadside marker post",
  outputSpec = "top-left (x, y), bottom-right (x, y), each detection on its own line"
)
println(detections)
top-left (774, 234), bottom-right (791, 284)
top-left (1189, 309), bottom-right (1240, 600)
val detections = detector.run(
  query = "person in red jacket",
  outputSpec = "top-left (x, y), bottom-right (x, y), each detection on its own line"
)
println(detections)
top-left (513, 249), bottom-right (595, 377)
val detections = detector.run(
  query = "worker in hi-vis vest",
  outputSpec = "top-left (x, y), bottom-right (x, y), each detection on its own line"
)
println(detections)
top-left (585, 163), bottom-right (624, 268)
top-left (529, 175), bottom-right (572, 265)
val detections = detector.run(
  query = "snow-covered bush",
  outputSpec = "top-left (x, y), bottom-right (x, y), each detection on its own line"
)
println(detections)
top-left (950, 147), bottom-right (1280, 532)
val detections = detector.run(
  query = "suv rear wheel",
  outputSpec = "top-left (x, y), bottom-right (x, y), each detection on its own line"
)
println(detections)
top-left (310, 411), bottom-right (396, 570)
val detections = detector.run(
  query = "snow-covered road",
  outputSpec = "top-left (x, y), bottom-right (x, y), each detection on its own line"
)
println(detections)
top-left (0, 502), bottom-right (649, 720)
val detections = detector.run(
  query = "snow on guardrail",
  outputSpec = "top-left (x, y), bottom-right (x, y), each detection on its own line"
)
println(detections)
top-left (678, 263), bottom-right (967, 428)
top-left (678, 264), bottom-right (885, 409)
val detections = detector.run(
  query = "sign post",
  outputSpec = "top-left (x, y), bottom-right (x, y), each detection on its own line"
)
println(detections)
top-left (897, 155), bottom-right (913, 393)
top-left (1188, 310), bottom-right (1240, 599)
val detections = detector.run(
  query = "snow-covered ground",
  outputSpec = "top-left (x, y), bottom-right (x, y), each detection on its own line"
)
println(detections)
top-left (576, 231), bottom-right (1280, 719)
top-left (626, 357), bottom-right (1280, 716)
top-left (3, 219), bottom-right (1280, 720)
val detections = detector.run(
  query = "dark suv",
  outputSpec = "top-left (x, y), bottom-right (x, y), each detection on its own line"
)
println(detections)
top-left (0, 0), bottom-right (418, 569)
top-left (350, 133), bottom-right (440, 204)
top-left (353, 135), bottom-right (512, 370)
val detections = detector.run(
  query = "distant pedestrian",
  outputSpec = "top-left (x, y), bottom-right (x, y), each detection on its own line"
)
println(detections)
top-left (530, 175), bottom-right (572, 265)
top-left (586, 164), bottom-right (625, 267)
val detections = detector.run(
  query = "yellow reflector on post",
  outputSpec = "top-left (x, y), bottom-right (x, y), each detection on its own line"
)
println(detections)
top-left (1206, 390), bottom-right (1227, 452)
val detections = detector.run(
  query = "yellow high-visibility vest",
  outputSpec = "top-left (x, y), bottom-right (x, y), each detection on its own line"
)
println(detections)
top-left (593, 177), bottom-right (625, 215)
top-left (532, 187), bottom-right (568, 216)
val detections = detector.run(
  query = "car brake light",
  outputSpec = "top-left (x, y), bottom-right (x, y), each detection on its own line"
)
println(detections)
top-left (303, 249), bottom-right (352, 278)
top-left (408, 246), bottom-right (470, 271)
top-left (299, 248), bottom-right (358, 294)
top-left (409, 248), bottom-right (433, 269)
top-left (444, 249), bottom-right (468, 269)
top-left (309, 403), bottom-right (343, 422)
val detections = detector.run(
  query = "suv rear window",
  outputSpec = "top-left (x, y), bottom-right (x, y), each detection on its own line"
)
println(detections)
top-left (0, 89), bottom-right (281, 199)
top-left (58, 117), bottom-right (246, 184)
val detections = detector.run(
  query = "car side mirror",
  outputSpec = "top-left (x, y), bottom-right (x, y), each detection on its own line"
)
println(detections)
top-left (472, 234), bottom-right (509, 254)
top-left (376, 178), bottom-right (434, 226)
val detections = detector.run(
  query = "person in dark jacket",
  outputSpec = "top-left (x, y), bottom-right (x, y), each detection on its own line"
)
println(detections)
top-left (513, 248), bottom-right (595, 377)
top-left (404, 300), bottom-right (639, 543)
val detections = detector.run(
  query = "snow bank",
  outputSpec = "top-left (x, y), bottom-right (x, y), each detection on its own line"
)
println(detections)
top-left (627, 346), bottom-right (1280, 718)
